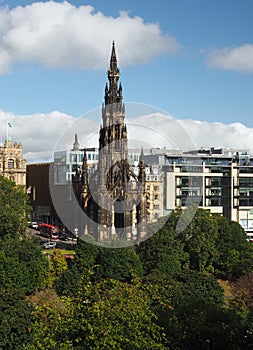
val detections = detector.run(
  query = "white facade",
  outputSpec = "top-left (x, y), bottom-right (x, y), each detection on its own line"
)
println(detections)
top-left (54, 148), bottom-right (98, 185)
top-left (154, 147), bottom-right (253, 239)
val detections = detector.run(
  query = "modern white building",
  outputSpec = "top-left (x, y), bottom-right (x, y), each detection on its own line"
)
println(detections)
top-left (145, 147), bottom-right (253, 239)
top-left (54, 134), bottom-right (99, 185)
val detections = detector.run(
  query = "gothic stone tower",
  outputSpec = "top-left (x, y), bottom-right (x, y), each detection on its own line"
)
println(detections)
top-left (78, 42), bottom-right (146, 242)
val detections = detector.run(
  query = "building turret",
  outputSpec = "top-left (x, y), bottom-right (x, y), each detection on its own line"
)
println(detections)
top-left (138, 148), bottom-right (146, 184)
top-left (137, 147), bottom-right (147, 238)
top-left (72, 133), bottom-right (80, 150)
top-left (104, 41), bottom-right (123, 107)
top-left (81, 150), bottom-right (89, 191)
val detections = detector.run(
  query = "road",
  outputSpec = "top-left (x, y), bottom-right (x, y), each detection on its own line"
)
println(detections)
top-left (26, 227), bottom-right (77, 250)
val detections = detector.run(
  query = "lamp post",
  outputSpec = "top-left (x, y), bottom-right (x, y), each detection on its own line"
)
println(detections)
top-left (74, 227), bottom-right (78, 239)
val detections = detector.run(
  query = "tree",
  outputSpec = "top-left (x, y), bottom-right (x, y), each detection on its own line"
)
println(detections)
top-left (137, 222), bottom-right (187, 276)
top-left (69, 279), bottom-right (168, 349)
top-left (0, 175), bottom-right (29, 237)
top-left (26, 278), bottom-right (168, 349)
top-left (179, 209), bottom-right (218, 272)
top-left (0, 237), bottom-right (49, 294)
top-left (0, 289), bottom-right (33, 349)
top-left (166, 297), bottom-right (244, 350)
top-left (74, 237), bottom-right (99, 268)
top-left (175, 270), bottom-right (224, 306)
top-left (243, 307), bottom-right (253, 349)
top-left (214, 216), bottom-right (253, 278)
top-left (93, 246), bottom-right (143, 282)
top-left (232, 272), bottom-right (253, 309)
top-left (229, 221), bottom-right (253, 277)
top-left (25, 289), bottom-right (73, 350)
top-left (51, 249), bottom-right (68, 277)
top-left (56, 238), bottom-right (99, 295)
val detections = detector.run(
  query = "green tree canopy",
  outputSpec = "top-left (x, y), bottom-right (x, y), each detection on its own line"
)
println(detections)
top-left (93, 246), bottom-right (143, 282)
top-left (0, 289), bottom-right (33, 350)
top-left (56, 238), bottom-right (99, 295)
top-left (26, 279), bottom-right (168, 350)
top-left (179, 209), bottom-right (219, 272)
top-left (166, 297), bottom-right (244, 350)
top-left (0, 175), bottom-right (29, 237)
top-left (137, 221), bottom-right (187, 276)
top-left (0, 237), bottom-right (49, 294)
top-left (51, 249), bottom-right (68, 277)
top-left (70, 279), bottom-right (168, 349)
top-left (214, 216), bottom-right (253, 278)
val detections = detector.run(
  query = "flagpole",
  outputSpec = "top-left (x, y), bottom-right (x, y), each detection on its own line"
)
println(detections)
top-left (6, 121), bottom-right (8, 143)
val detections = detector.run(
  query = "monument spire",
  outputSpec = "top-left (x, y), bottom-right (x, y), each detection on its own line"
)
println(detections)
top-left (105, 41), bottom-right (121, 105)
top-left (110, 40), bottom-right (118, 71)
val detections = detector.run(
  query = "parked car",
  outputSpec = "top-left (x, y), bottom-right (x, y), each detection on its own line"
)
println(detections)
top-left (43, 241), bottom-right (56, 249)
top-left (28, 221), bottom-right (39, 230)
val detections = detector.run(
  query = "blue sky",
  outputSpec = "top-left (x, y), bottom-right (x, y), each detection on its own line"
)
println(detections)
top-left (1, 1), bottom-right (253, 162)
top-left (0, 0), bottom-right (252, 123)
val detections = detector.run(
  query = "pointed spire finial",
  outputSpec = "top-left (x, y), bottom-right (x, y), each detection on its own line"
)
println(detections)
top-left (110, 40), bottom-right (118, 72)
top-left (73, 133), bottom-right (80, 150)
top-left (138, 146), bottom-right (146, 185)
top-left (140, 146), bottom-right (144, 161)
top-left (105, 41), bottom-right (121, 105)
top-left (81, 149), bottom-right (89, 188)
top-left (119, 82), bottom-right (122, 97)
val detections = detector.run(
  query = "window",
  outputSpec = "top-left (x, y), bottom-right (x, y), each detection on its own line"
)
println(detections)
top-left (8, 159), bottom-right (14, 169)
top-left (211, 177), bottom-right (221, 186)
top-left (71, 154), bottom-right (77, 163)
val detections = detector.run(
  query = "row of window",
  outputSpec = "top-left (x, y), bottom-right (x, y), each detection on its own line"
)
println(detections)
top-left (0, 159), bottom-right (23, 169)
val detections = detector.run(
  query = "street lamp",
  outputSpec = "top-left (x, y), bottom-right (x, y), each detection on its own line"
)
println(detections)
top-left (74, 227), bottom-right (78, 239)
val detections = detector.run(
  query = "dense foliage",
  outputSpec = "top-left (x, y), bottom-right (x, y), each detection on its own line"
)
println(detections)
top-left (1, 183), bottom-right (253, 350)
top-left (0, 175), bottom-right (29, 237)
top-left (0, 236), bottom-right (50, 349)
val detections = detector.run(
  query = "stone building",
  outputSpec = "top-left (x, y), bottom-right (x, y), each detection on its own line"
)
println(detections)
top-left (0, 138), bottom-right (26, 185)
top-left (74, 42), bottom-right (147, 242)
top-left (131, 161), bottom-right (164, 222)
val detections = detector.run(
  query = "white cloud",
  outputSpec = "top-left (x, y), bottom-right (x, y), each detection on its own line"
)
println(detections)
top-left (0, 1), bottom-right (178, 73)
top-left (206, 44), bottom-right (253, 73)
top-left (1, 109), bottom-right (253, 163)
top-left (0, 110), bottom-right (78, 162)
top-left (181, 119), bottom-right (253, 151)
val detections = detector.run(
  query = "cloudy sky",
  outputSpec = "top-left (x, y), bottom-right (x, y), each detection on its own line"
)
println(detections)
top-left (0, 0), bottom-right (253, 162)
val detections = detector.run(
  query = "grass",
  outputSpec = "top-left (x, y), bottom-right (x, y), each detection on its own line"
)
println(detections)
top-left (42, 249), bottom-right (75, 255)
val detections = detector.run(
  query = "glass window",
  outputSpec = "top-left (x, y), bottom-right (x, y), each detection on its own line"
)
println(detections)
top-left (71, 154), bottom-right (77, 163)
top-left (239, 178), bottom-right (253, 187)
top-left (8, 159), bottom-right (14, 169)
top-left (211, 177), bottom-right (221, 186)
